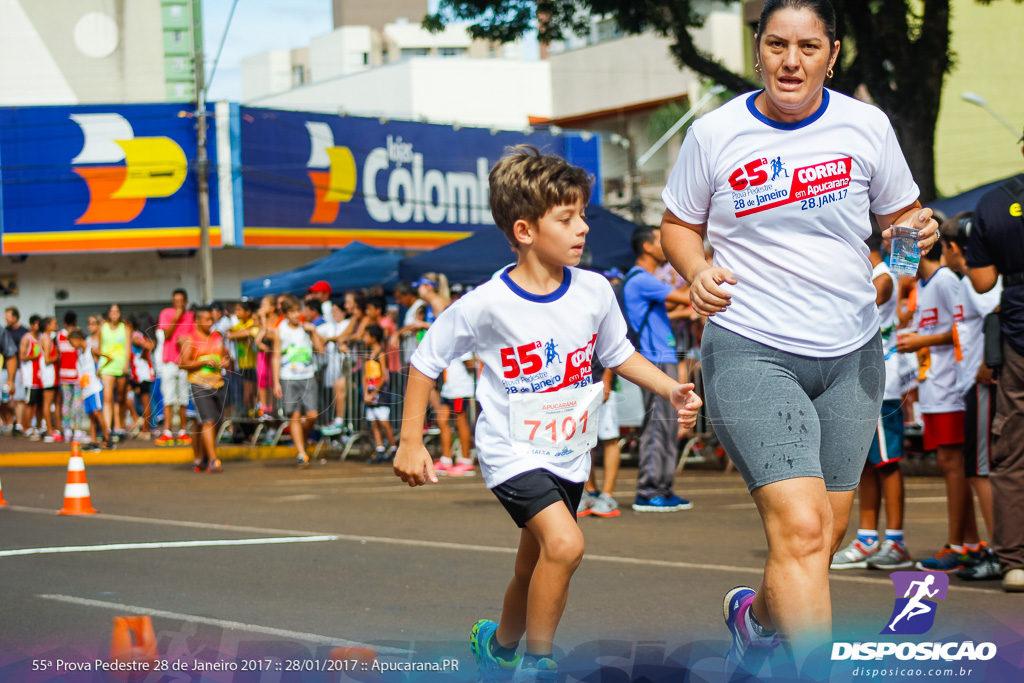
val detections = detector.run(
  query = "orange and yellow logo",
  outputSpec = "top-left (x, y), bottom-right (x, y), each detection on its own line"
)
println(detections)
top-left (305, 121), bottom-right (357, 224)
top-left (71, 113), bottom-right (187, 224)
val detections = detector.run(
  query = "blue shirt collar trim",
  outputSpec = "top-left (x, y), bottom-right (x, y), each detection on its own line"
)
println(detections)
top-left (745, 88), bottom-right (830, 130)
top-left (500, 266), bottom-right (572, 303)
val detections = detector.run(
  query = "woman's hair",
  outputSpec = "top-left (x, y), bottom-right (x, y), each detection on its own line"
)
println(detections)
top-left (278, 294), bottom-right (301, 313)
top-left (757, 0), bottom-right (838, 50)
top-left (421, 272), bottom-right (450, 301)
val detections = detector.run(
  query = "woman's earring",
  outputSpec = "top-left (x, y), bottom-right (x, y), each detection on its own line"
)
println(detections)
top-left (755, 63), bottom-right (762, 73)
top-left (827, 67), bottom-right (834, 78)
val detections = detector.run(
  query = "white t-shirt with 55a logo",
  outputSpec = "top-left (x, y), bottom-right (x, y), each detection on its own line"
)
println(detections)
top-left (663, 88), bottom-right (920, 357)
top-left (411, 266), bottom-right (635, 488)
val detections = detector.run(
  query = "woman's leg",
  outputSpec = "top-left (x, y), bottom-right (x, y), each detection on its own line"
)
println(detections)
top-left (101, 375), bottom-right (116, 430)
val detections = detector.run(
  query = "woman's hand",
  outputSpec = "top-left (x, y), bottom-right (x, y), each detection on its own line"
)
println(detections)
top-left (689, 267), bottom-right (738, 317)
top-left (882, 207), bottom-right (939, 253)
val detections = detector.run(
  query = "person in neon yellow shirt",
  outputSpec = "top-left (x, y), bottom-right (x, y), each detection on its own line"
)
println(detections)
top-left (98, 304), bottom-right (132, 440)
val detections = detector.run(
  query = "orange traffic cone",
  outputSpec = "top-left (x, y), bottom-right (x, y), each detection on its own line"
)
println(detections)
top-left (110, 616), bottom-right (159, 680)
top-left (0, 473), bottom-right (7, 506)
top-left (59, 443), bottom-right (97, 515)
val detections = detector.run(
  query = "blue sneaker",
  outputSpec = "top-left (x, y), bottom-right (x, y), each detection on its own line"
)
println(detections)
top-left (724, 586), bottom-right (779, 677)
top-left (915, 545), bottom-right (969, 572)
top-left (632, 495), bottom-right (692, 512)
top-left (469, 619), bottom-right (520, 682)
top-left (512, 657), bottom-right (558, 683)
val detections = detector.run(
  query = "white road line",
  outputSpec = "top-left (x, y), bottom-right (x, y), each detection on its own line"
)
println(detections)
top-left (0, 535), bottom-right (339, 558)
top-left (5, 507), bottom-right (998, 595)
top-left (36, 594), bottom-right (410, 655)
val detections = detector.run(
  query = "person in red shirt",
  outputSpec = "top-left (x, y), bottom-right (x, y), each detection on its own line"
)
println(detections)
top-left (56, 311), bottom-right (83, 440)
top-left (157, 289), bottom-right (194, 446)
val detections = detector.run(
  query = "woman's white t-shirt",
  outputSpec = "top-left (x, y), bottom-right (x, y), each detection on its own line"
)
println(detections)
top-left (663, 89), bottom-right (919, 357)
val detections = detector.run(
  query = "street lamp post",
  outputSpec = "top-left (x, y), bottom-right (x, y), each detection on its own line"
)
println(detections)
top-left (962, 92), bottom-right (1021, 140)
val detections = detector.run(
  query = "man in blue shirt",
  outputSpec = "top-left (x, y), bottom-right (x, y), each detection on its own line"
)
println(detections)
top-left (624, 226), bottom-right (694, 512)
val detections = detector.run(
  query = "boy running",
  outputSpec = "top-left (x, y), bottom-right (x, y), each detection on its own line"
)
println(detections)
top-left (394, 146), bottom-right (701, 682)
top-left (69, 329), bottom-right (112, 450)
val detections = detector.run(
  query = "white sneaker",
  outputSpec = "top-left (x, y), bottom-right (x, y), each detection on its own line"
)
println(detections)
top-left (831, 539), bottom-right (879, 569)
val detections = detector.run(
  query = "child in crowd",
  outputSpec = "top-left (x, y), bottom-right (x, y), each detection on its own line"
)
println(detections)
top-left (364, 323), bottom-right (396, 464)
top-left (228, 301), bottom-right (260, 415)
top-left (69, 329), bottom-right (112, 450)
top-left (897, 240), bottom-right (984, 571)
top-left (179, 306), bottom-right (230, 473)
top-left (273, 294), bottom-right (325, 468)
top-left (435, 352), bottom-right (477, 476)
top-left (394, 146), bottom-right (701, 682)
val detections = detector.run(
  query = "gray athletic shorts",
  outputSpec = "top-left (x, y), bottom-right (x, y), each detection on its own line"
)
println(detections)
top-left (281, 377), bottom-right (319, 415)
top-left (701, 322), bottom-right (883, 493)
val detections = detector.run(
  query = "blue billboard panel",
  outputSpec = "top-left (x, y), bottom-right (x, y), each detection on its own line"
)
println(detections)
top-left (239, 107), bottom-right (601, 250)
top-left (0, 103), bottom-right (218, 254)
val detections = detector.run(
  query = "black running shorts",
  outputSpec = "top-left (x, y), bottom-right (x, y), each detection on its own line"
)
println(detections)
top-left (491, 468), bottom-right (585, 528)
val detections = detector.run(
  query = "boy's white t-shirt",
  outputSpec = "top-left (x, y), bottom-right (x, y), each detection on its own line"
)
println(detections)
top-left (412, 266), bottom-right (635, 488)
top-left (954, 275), bottom-right (1003, 397)
top-left (77, 347), bottom-right (102, 399)
top-left (441, 353), bottom-right (476, 400)
top-left (872, 261), bottom-right (903, 401)
top-left (662, 89), bottom-right (919, 357)
top-left (915, 267), bottom-right (964, 413)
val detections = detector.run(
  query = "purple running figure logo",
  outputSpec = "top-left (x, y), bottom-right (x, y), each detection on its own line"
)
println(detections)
top-left (882, 571), bottom-right (949, 635)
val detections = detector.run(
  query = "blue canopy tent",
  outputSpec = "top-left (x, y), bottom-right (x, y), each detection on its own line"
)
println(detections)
top-left (927, 176), bottom-right (1016, 218)
top-left (241, 241), bottom-right (401, 298)
top-left (399, 204), bottom-right (638, 284)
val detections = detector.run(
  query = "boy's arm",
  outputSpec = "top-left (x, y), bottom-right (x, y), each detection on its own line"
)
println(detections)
top-left (610, 351), bottom-right (702, 429)
top-left (304, 323), bottom-right (326, 354)
top-left (272, 331), bottom-right (282, 398)
top-left (393, 366), bottom-right (438, 486)
top-left (177, 338), bottom-right (197, 372)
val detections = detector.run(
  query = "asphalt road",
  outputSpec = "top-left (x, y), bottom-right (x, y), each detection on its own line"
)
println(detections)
top-left (0, 459), bottom-right (1020, 682)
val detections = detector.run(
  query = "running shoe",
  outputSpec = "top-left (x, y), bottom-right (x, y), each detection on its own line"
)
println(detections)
top-left (434, 459), bottom-right (452, 476)
top-left (82, 442), bottom-right (102, 452)
top-left (956, 548), bottom-right (1001, 581)
top-left (590, 492), bottom-right (621, 518)
top-left (155, 432), bottom-right (176, 447)
top-left (193, 459), bottom-right (207, 473)
top-left (27, 429), bottom-right (40, 441)
top-left (511, 657), bottom-right (558, 683)
top-left (208, 458), bottom-right (223, 473)
top-left (723, 586), bottom-right (779, 677)
top-left (1003, 568), bottom-right (1024, 593)
top-left (447, 462), bottom-right (476, 477)
top-left (867, 539), bottom-right (913, 570)
top-left (469, 619), bottom-right (520, 683)
top-left (43, 432), bottom-right (55, 443)
top-left (577, 490), bottom-right (598, 517)
top-left (915, 545), bottom-right (969, 572)
top-left (176, 433), bottom-right (192, 446)
top-left (632, 495), bottom-right (690, 512)
top-left (831, 539), bottom-right (879, 570)
top-left (321, 420), bottom-right (343, 436)
top-left (965, 542), bottom-right (990, 568)
top-left (102, 439), bottom-right (115, 450)
top-left (51, 431), bottom-right (64, 443)
top-left (297, 453), bottom-right (311, 469)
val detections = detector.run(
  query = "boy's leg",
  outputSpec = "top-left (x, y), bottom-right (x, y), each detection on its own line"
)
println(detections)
top-left (456, 410), bottom-right (472, 461)
top-left (494, 527), bottom-right (541, 651)
top-left (878, 463), bottom-right (905, 531)
top-left (437, 405), bottom-right (453, 459)
top-left (858, 465), bottom-right (881, 531)
top-left (601, 438), bottom-right (621, 497)
top-left (518, 502), bottom-right (585, 655)
top-left (333, 377), bottom-right (346, 420)
top-left (370, 419), bottom-right (383, 449)
top-left (936, 444), bottom-right (975, 546)
top-left (201, 420), bottom-right (217, 462)
top-left (291, 411), bottom-right (306, 457)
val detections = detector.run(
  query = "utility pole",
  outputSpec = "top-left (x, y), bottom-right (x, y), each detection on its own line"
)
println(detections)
top-left (192, 0), bottom-right (214, 305)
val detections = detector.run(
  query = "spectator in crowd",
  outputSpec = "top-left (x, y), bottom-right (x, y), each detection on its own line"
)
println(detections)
top-left (317, 301), bottom-right (349, 437)
top-left (624, 225), bottom-right (693, 512)
top-left (39, 316), bottom-right (60, 442)
top-left (0, 324), bottom-right (18, 431)
top-left (57, 311), bottom-right (84, 440)
top-left (179, 306), bottom-right (230, 473)
top-left (210, 302), bottom-right (233, 339)
top-left (228, 301), bottom-right (260, 416)
top-left (98, 304), bottom-right (132, 440)
top-left (19, 315), bottom-right (45, 440)
top-left (5, 306), bottom-right (29, 432)
top-left (941, 213), bottom-right (1003, 580)
top-left (832, 231), bottom-right (911, 570)
top-left (128, 314), bottom-right (157, 439)
top-left (577, 362), bottom-right (623, 518)
top-left (965, 144), bottom-right (1024, 593)
top-left (364, 323), bottom-right (397, 464)
top-left (415, 273), bottom-right (450, 321)
top-left (274, 294), bottom-right (324, 468)
top-left (254, 294), bottom-right (278, 416)
top-left (659, 0), bottom-right (939, 668)
top-left (68, 328), bottom-right (112, 450)
top-left (392, 281), bottom-right (426, 365)
top-left (303, 297), bottom-right (322, 327)
top-left (306, 280), bottom-right (334, 323)
top-left (157, 289), bottom-right (194, 446)
top-left (897, 241), bottom-right (984, 571)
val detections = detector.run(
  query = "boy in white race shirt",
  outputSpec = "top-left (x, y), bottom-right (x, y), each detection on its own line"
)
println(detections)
top-left (393, 146), bottom-right (701, 683)
top-left (897, 241), bottom-right (983, 571)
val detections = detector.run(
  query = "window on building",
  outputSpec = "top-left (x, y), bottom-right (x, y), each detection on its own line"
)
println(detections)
top-left (596, 18), bottom-right (621, 43)
top-left (400, 47), bottom-right (430, 59)
top-left (172, 30), bottom-right (184, 45)
top-left (363, 52), bottom-right (370, 65)
top-left (438, 47), bottom-right (466, 57)
top-left (172, 57), bottom-right (186, 72)
top-left (292, 65), bottom-right (306, 86)
top-left (174, 82), bottom-right (186, 97)
top-left (170, 5), bottom-right (182, 20)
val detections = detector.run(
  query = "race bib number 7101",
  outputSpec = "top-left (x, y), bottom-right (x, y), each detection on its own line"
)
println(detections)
top-left (508, 382), bottom-right (604, 464)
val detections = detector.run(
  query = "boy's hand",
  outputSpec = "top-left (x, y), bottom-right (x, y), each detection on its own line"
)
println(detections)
top-left (302, 322), bottom-right (316, 333)
top-left (670, 382), bottom-right (702, 430)
top-left (273, 383), bottom-right (283, 399)
top-left (393, 441), bottom-right (437, 486)
top-left (896, 332), bottom-right (923, 353)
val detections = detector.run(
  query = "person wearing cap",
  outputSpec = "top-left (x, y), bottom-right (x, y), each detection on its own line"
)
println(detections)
top-left (964, 128), bottom-right (1024, 593)
top-left (307, 281), bottom-right (334, 325)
